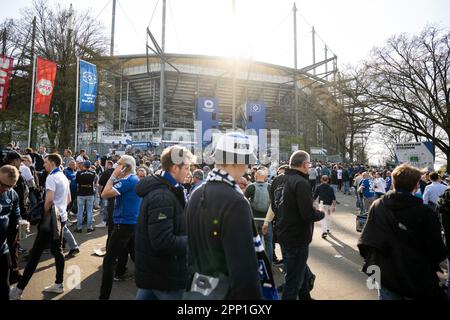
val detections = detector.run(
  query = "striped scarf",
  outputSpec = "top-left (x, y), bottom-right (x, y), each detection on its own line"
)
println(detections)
top-left (206, 168), bottom-right (277, 299)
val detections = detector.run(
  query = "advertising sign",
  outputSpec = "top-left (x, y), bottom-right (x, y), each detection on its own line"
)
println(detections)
top-left (395, 142), bottom-right (434, 170)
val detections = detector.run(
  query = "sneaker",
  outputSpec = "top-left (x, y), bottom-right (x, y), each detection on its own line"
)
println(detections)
top-left (18, 247), bottom-right (27, 255)
top-left (74, 228), bottom-right (82, 233)
top-left (87, 227), bottom-right (95, 233)
top-left (322, 232), bottom-right (328, 239)
top-left (95, 221), bottom-right (107, 228)
top-left (9, 286), bottom-right (23, 300)
top-left (114, 271), bottom-right (134, 281)
top-left (65, 248), bottom-right (80, 259)
top-left (43, 283), bottom-right (64, 294)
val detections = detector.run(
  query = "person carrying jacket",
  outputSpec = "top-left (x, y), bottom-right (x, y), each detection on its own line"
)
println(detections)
top-left (134, 145), bottom-right (194, 300)
top-left (273, 150), bottom-right (324, 300)
top-left (358, 164), bottom-right (446, 300)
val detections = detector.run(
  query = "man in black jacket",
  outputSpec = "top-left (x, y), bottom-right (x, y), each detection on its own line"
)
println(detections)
top-left (185, 132), bottom-right (263, 300)
top-left (134, 146), bottom-right (194, 300)
top-left (358, 164), bottom-right (446, 300)
top-left (275, 150), bottom-right (324, 300)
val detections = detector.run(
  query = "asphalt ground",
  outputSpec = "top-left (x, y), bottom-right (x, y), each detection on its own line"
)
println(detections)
top-left (12, 191), bottom-right (447, 300)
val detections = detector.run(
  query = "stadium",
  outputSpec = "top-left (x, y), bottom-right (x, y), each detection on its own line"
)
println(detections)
top-left (79, 52), bottom-right (345, 161)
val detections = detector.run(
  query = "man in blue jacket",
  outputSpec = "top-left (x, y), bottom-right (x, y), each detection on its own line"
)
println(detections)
top-left (99, 155), bottom-right (141, 300)
top-left (0, 165), bottom-right (21, 300)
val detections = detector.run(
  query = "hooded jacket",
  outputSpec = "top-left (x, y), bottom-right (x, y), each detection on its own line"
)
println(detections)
top-left (134, 173), bottom-right (188, 291)
top-left (358, 191), bottom-right (446, 299)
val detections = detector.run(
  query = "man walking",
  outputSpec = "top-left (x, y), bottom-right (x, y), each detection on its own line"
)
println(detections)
top-left (275, 150), bottom-right (324, 300)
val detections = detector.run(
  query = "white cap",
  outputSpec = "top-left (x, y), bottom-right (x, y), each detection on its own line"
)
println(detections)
top-left (213, 132), bottom-right (257, 165)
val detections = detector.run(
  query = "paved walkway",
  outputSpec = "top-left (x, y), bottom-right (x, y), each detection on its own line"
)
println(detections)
top-left (13, 191), bottom-right (447, 300)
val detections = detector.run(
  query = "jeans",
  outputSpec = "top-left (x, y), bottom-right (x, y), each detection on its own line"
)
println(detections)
top-left (281, 245), bottom-right (310, 300)
top-left (77, 195), bottom-right (95, 230)
top-left (94, 190), bottom-right (101, 207)
top-left (63, 225), bottom-right (79, 250)
top-left (68, 189), bottom-right (77, 214)
top-left (136, 288), bottom-right (184, 300)
top-left (99, 224), bottom-right (135, 300)
top-left (100, 198), bottom-right (109, 223)
top-left (264, 223), bottom-right (274, 264)
top-left (378, 286), bottom-right (406, 300)
top-left (18, 224), bottom-right (65, 290)
top-left (255, 219), bottom-right (274, 264)
top-left (343, 181), bottom-right (350, 194)
top-left (0, 253), bottom-right (11, 300)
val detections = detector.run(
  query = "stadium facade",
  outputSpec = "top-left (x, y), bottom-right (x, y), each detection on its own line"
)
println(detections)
top-left (78, 53), bottom-right (345, 161)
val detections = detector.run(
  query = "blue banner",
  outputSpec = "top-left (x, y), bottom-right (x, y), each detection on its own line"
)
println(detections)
top-left (79, 60), bottom-right (98, 112)
top-left (245, 101), bottom-right (266, 134)
top-left (196, 97), bottom-right (219, 146)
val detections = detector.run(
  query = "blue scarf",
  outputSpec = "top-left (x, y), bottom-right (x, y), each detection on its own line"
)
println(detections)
top-left (161, 171), bottom-right (180, 187)
top-left (50, 167), bottom-right (61, 175)
top-left (161, 171), bottom-right (187, 202)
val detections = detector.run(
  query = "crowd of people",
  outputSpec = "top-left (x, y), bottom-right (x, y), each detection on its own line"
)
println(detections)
top-left (0, 137), bottom-right (449, 300)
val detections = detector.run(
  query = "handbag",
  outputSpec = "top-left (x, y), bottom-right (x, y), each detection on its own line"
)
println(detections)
top-left (356, 214), bottom-right (367, 232)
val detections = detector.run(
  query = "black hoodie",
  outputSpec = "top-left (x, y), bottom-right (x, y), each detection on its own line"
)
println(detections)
top-left (358, 191), bottom-right (446, 299)
top-left (134, 173), bottom-right (188, 291)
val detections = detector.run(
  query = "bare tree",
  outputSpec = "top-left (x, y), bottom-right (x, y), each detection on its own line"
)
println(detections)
top-left (355, 26), bottom-right (450, 168)
top-left (1, 0), bottom-right (111, 149)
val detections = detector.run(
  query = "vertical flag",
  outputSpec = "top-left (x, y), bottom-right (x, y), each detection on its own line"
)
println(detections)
top-left (79, 60), bottom-right (97, 112)
top-left (34, 57), bottom-right (57, 115)
top-left (0, 55), bottom-right (14, 112)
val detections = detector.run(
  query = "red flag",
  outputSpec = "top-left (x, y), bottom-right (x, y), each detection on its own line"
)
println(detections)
top-left (0, 55), bottom-right (14, 112)
top-left (34, 57), bottom-right (57, 115)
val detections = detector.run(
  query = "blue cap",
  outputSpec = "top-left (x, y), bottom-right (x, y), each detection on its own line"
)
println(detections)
top-left (83, 160), bottom-right (92, 168)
